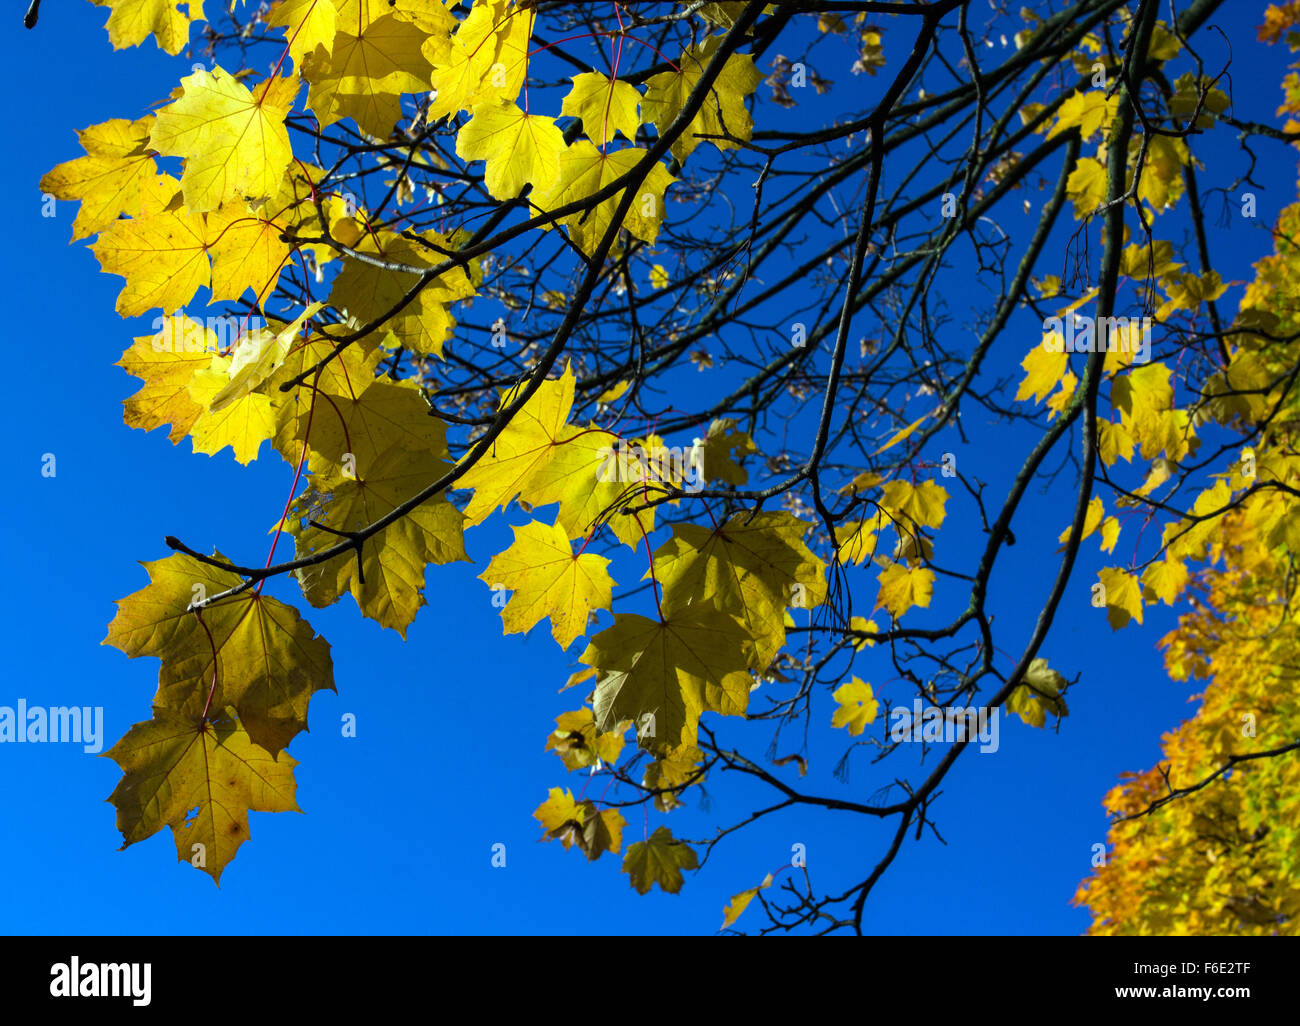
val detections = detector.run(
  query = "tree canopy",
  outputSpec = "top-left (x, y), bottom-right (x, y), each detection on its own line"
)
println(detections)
top-left (38, 0), bottom-right (1300, 934)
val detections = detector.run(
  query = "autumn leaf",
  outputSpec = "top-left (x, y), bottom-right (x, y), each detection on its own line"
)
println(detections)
top-left (149, 68), bottom-right (296, 214)
top-left (831, 678), bottom-right (878, 736)
top-left (289, 445), bottom-right (468, 636)
top-left (104, 552), bottom-right (335, 755)
top-left (583, 608), bottom-right (752, 747)
top-left (623, 826), bottom-right (698, 894)
top-left (456, 102), bottom-right (564, 200)
top-left (560, 72), bottom-right (642, 146)
top-left (544, 708), bottom-right (625, 771)
top-left (642, 35), bottom-right (763, 162)
top-left (1006, 658), bottom-right (1069, 727)
top-left (105, 703), bottom-right (298, 885)
top-left (39, 117), bottom-right (157, 240)
top-left (91, 0), bottom-right (202, 54)
top-left (721, 873), bottom-right (774, 930)
top-left (531, 143), bottom-right (676, 255)
top-left (876, 562), bottom-right (934, 619)
top-left (479, 519), bottom-right (614, 649)
top-left (1098, 567), bottom-right (1144, 629)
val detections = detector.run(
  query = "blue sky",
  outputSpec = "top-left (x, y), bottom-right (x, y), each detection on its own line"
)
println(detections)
top-left (0, 1), bottom-right (1293, 935)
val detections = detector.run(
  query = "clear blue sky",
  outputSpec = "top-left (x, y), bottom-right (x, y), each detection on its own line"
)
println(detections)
top-left (0, 1), bottom-right (1291, 935)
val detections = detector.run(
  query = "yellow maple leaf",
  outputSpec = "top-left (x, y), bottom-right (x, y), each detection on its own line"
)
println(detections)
top-left (39, 117), bottom-right (157, 241)
top-left (458, 366), bottom-right (649, 545)
top-left (642, 34), bottom-right (763, 162)
top-left (1098, 566), bottom-right (1143, 629)
top-left (532, 143), bottom-right (676, 255)
top-left (425, 0), bottom-right (531, 121)
top-left (327, 227), bottom-right (478, 358)
top-left (1016, 341), bottom-right (1068, 404)
top-left (91, 0), bottom-right (203, 55)
top-left (721, 873), bottom-right (774, 930)
top-left (117, 316), bottom-right (218, 443)
top-left (91, 202), bottom-right (214, 317)
top-left (149, 67), bottom-right (296, 213)
top-left (104, 551), bottom-right (335, 754)
top-left (876, 562), bottom-right (934, 619)
top-left (266, 0), bottom-right (340, 71)
top-left (206, 201), bottom-right (293, 308)
top-left (652, 511), bottom-right (827, 668)
top-left (623, 825), bottom-right (698, 894)
top-left (1142, 555), bottom-right (1188, 606)
top-left (480, 519), bottom-right (615, 649)
top-left (1066, 157), bottom-right (1108, 218)
top-left (560, 72), bottom-right (642, 146)
top-left (303, 14), bottom-right (432, 137)
top-left (106, 704), bottom-right (298, 885)
top-left (544, 708), bottom-right (625, 771)
top-left (456, 102), bottom-right (565, 200)
top-left (583, 609), bottom-right (752, 747)
top-left (831, 678), bottom-right (878, 736)
top-left (290, 446), bottom-right (468, 635)
top-left (533, 787), bottom-right (585, 835)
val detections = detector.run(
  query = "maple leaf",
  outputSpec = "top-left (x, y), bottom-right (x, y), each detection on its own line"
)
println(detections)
top-left (117, 316), bottom-right (218, 443)
top-left (266, 0), bottom-right (340, 70)
top-left (91, 198), bottom-right (215, 317)
top-left (1006, 658), bottom-right (1069, 727)
top-left (651, 511), bottom-right (827, 667)
top-left (642, 35), bottom-right (763, 163)
top-left (91, 0), bottom-right (203, 54)
top-left (186, 353), bottom-right (284, 465)
top-left (290, 445), bottom-right (468, 635)
top-left (721, 873), bottom-right (774, 930)
top-left (425, 0), bottom-right (532, 122)
top-left (584, 608), bottom-right (752, 748)
top-left (285, 357), bottom-right (452, 469)
top-left (876, 562), bottom-right (934, 619)
top-left (104, 552), bottom-right (335, 754)
top-left (698, 418), bottom-right (758, 484)
top-left (534, 788), bottom-right (625, 861)
top-left (1142, 555), bottom-right (1189, 606)
top-left (206, 303), bottom-right (321, 413)
top-left (544, 708), bottom-right (625, 771)
top-left (456, 102), bottom-right (564, 200)
top-left (458, 365), bottom-right (646, 545)
top-left (149, 68), bottom-right (296, 214)
top-left (533, 786), bottom-right (585, 837)
top-left (328, 228), bottom-right (478, 358)
top-left (206, 201), bottom-right (293, 308)
top-left (1098, 567), bottom-right (1144, 629)
top-left (577, 804), bottom-right (626, 862)
top-left (1046, 91), bottom-right (1119, 141)
top-left (831, 678), bottom-right (878, 736)
top-left (105, 703), bottom-right (298, 884)
top-left (560, 72), bottom-right (642, 146)
top-left (303, 14), bottom-right (432, 137)
top-left (479, 519), bottom-right (614, 649)
top-left (880, 479), bottom-right (948, 534)
top-left (623, 825), bottom-right (698, 895)
top-left (531, 143), bottom-right (676, 256)
top-left (39, 117), bottom-right (157, 241)
top-left (1016, 342), bottom-right (1068, 404)
top-left (642, 741), bottom-right (705, 812)
top-left (1066, 157), bottom-right (1107, 218)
